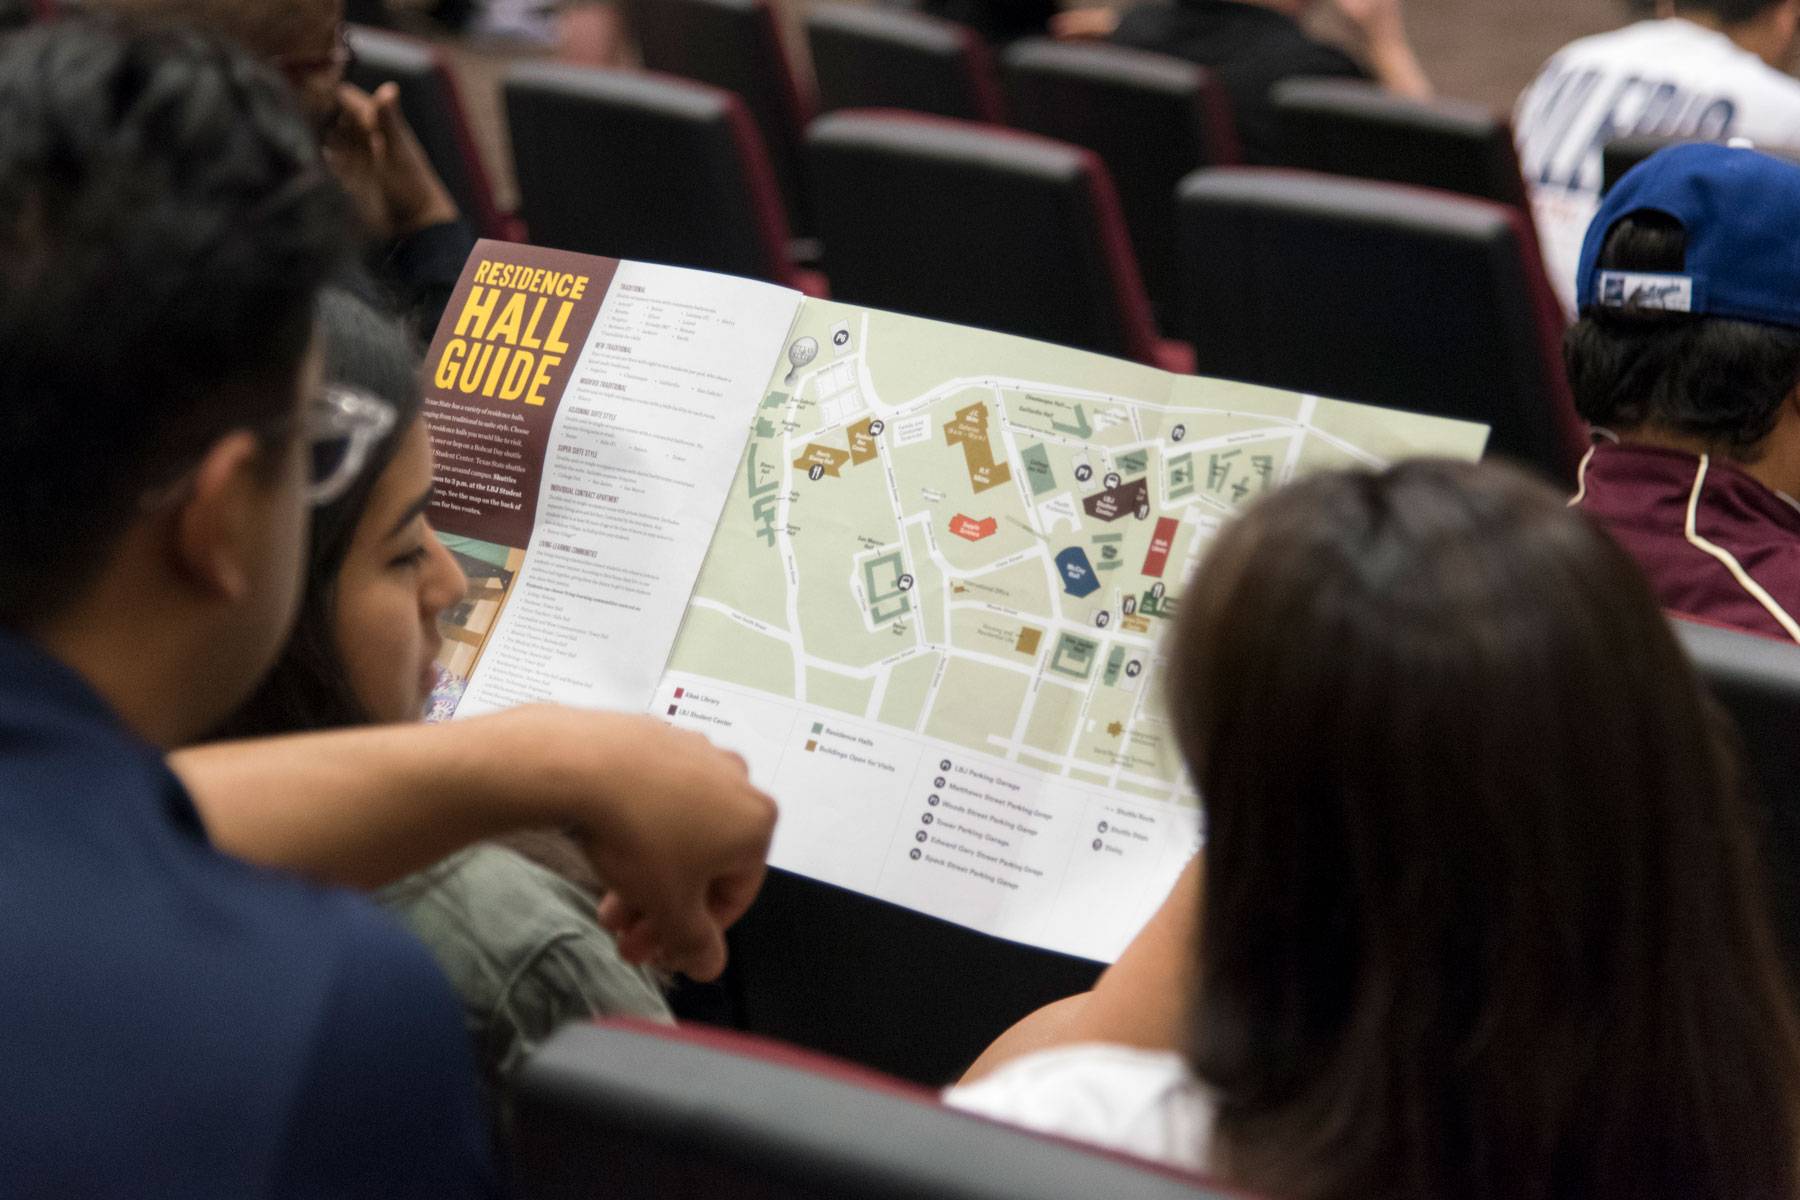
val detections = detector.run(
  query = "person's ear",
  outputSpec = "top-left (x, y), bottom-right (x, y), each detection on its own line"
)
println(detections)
top-left (169, 431), bottom-right (277, 602)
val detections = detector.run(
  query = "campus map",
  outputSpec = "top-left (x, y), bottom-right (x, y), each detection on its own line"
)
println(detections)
top-left (665, 301), bottom-right (1490, 807)
top-left (423, 242), bottom-right (1491, 958)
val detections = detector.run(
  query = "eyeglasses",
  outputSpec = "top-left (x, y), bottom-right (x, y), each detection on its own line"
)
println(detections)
top-left (306, 385), bottom-right (397, 506)
top-left (138, 385), bottom-right (397, 514)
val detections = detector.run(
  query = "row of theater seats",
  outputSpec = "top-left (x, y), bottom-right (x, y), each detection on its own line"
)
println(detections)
top-left (503, 65), bottom-right (1585, 479)
top-left (348, 13), bottom-right (1589, 485)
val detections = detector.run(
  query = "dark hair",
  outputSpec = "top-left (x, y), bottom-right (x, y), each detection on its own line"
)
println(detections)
top-left (0, 17), bottom-right (349, 628)
top-left (1673, 0), bottom-right (1790, 24)
top-left (1172, 459), bottom-right (1800, 1200)
top-left (213, 287), bottom-right (424, 739)
top-left (1565, 212), bottom-right (1800, 459)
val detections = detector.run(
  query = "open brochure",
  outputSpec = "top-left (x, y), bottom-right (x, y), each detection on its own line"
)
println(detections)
top-left (422, 240), bottom-right (1489, 963)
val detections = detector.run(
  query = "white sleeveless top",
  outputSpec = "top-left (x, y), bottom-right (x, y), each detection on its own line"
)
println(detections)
top-left (943, 1043), bottom-right (1216, 1173)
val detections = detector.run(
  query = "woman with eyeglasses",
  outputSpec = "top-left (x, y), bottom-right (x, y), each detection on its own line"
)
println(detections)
top-left (214, 288), bottom-right (671, 1093)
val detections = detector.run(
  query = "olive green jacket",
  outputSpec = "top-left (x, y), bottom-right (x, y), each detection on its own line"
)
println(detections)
top-left (379, 844), bottom-right (672, 1089)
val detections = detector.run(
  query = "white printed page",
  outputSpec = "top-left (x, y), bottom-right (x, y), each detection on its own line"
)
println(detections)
top-left (424, 244), bottom-right (803, 717)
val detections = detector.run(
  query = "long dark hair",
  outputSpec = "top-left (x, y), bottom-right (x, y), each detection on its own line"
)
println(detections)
top-left (214, 287), bottom-right (424, 739)
top-left (1172, 459), bottom-right (1800, 1200)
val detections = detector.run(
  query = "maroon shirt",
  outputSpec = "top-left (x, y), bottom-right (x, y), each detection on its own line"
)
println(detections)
top-left (1574, 441), bottom-right (1800, 642)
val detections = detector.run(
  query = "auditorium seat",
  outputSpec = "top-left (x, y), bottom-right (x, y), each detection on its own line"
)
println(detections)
top-left (806, 110), bottom-right (1191, 370)
top-left (1270, 78), bottom-right (1532, 210)
top-left (503, 65), bottom-right (825, 293)
top-left (808, 4), bottom-right (1006, 123)
top-left (725, 868), bottom-right (1103, 1085)
top-left (622, 0), bottom-right (817, 233)
top-left (1602, 136), bottom-right (1800, 195)
top-left (1601, 134), bottom-right (1685, 195)
top-left (1002, 38), bottom-right (1238, 331)
top-left (346, 26), bottom-right (523, 243)
top-left (510, 1020), bottom-right (1242, 1200)
top-left (1671, 617), bottom-right (1800, 989)
top-left (1175, 168), bottom-right (1586, 480)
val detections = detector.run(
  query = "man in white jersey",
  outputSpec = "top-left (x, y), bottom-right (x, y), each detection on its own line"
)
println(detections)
top-left (1515, 0), bottom-right (1800, 313)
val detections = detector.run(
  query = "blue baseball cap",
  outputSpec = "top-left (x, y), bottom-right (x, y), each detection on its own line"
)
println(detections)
top-left (1576, 142), bottom-right (1800, 327)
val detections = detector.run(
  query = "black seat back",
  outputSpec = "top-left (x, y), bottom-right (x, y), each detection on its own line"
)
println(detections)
top-left (809, 4), bottom-right (1006, 122)
top-left (624, 0), bottom-right (815, 232)
top-left (807, 110), bottom-right (1163, 363)
top-left (1600, 133), bottom-right (1685, 195)
top-left (1003, 38), bottom-right (1237, 329)
top-left (1176, 167), bottom-right (1585, 480)
top-left (504, 64), bottom-right (796, 283)
top-left (1674, 618), bottom-right (1800, 984)
top-left (1271, 78), bottom-right (1531, 209)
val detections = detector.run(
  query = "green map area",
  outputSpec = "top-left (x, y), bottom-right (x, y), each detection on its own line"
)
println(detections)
top-left (666, 302), bottom-right (1488, 804)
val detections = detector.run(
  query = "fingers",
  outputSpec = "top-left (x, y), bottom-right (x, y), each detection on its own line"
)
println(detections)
top-left (598, 890), bottom-right (732, 980)
top-left (372, 83), bottom-right (408, 137)
top-left (334, 83), bottom-right (380, 133)
top-left (1051, 8), bottom-right (1118, 39)
top-left (708, 863), bottom-right (768, 932)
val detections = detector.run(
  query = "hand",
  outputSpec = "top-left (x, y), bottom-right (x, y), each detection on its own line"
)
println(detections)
top-left (1051, 7), bottom-right (1119, 39)
top-left (486, 706), bottom-right (777, 982)
top-left (1328, 0), bottom-right (1407, 46)
top-left (556, 1), bottom-right (627, 66)
top-left (1326, 0), bottom-right (1433, 99)
top-left (322, 82), bottom-right (460, 241)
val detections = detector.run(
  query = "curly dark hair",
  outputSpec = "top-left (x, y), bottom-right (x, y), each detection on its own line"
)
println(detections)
top-left (0, 16), bottom-right (350, 627)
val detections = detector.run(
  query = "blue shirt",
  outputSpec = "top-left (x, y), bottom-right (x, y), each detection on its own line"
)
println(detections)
top-left (0, 632), bottom-right (502, 1198)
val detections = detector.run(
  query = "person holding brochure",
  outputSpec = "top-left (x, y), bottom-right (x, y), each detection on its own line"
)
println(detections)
top-left (210, 287), bottom-right (673, 1094)
top-left (0, 18), bottom-right (769, 1194)
top-left (948, 460), bottom-right (1800, 1200)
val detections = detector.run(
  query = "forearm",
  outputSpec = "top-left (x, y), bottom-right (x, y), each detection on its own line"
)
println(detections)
top-left (173, 708), bottom-right (571, 889)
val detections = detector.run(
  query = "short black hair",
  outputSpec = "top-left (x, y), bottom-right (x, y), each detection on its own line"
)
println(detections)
top-left (0, 17), bottom-right (349, 627)
top-left (1673, 0), bottom-right (1791, 24)
top-left (1564, 212), bottom-right (1800, 458)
